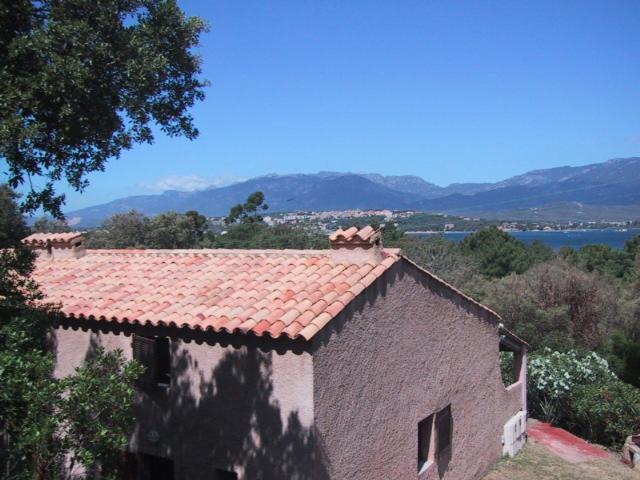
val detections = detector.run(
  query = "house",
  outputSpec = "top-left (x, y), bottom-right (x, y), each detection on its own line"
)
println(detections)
top-left (25, 226), bottom-right (528, 480)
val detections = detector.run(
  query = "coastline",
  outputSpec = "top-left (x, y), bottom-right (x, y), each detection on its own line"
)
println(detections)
top-left (405, 228), bottom-right (638, 234)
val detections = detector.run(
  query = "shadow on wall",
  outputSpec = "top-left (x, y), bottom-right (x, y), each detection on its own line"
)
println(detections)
top-left (437, 435), bottom-right (452, 478)
top-left (138, 344), bottom-right (330, 480)
top-left (84, 331), bottom-right (103, 362)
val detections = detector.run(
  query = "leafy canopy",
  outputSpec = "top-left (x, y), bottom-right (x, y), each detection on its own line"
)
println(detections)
top-left (0, 0), bottom-right (208, 216)
top-left (0, 186), bottom-right (147, 478)
top-left (225, 191), bottom-right (269, 225)
top-left (85, 209), bottom-right (212, 248)
top-left (459, 227), bottom-right (531, 278)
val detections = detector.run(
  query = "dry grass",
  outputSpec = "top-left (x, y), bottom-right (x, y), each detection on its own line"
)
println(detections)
top-left (483, 438), bottom-right (640, 480)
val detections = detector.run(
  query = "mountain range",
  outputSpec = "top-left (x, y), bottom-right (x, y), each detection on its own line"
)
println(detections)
top-left (67, 157), bottom-right (640, 226)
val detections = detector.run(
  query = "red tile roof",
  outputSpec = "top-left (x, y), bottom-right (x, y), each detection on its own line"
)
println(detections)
top-left (32, 247), bottom-right (401, 341)
top-left (22, 232), bottom-right (84, 246)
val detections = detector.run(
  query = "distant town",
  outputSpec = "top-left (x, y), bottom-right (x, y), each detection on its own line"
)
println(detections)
top-left (208, 208), bottom-right (640, 235)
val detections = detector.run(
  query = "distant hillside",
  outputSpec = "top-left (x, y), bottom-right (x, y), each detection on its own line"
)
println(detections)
top-left (69, 174), bottom-right (425, 226)
top-left (360, 173), bottom-right (444, 198)
top-left (67, 157), bottom-right (640, 226)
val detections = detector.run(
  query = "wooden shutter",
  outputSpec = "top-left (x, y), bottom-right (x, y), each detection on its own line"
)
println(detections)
top-left (132, 335), bottom-right (157, 386)
top-left (436, 405), bottom-right (452, 454)
top-left (418, 415), bottom-right (434, 468)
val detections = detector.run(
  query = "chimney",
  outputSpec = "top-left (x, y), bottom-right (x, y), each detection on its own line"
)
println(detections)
top-left (21, 232), bottom-right (86, 260)
top-left (329, 226), bottom-right (383, 264)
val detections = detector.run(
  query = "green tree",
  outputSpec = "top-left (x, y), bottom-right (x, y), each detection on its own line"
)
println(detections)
top-left (528, 239), bottom-right (554, 265)
top-left (1, 338), bottom-right (142, 479)
top-left (558, 245), bottom-right (578, 263)
top-left (58, 349), bottom-right (143, 479)
top-left (85, 210), bottom-right (212, 249)
top-left (573, 244), bottom-right (633, 280)
top-left (0, 185), bottom-right (29, 246)
top-left (621, 256), bottom-right (640, 342)
top-left (606, 331), bottom-right (640, 387)
top-left (146, 210), bottom-right (211, 248)
top-left (184, 210), bottom-right (210, 243)
top-left (484, 259), bottom-right (617, 350)
top-left (624, 234), bottom-right (640, 260)
top-left (381, 221), bottom-right (404, 243)
top-left (32, 217), bottom-right (71, 234)
top-left (225, 191), bottom-right (269, 225)
top-left (0, 0), bottom-right (208, 216)
top-left (215, 223), bottom-right (327, 250)
top-left (459, 227), bottom-right (532, 278)
top-left (0, 189), bottom-right (143, 479)
top-left (85, 210), bottom-right (150, 248)
top-left (1, 1), bottom-right (207, 475)
top-left (392, 235), bottom-right (480, 289)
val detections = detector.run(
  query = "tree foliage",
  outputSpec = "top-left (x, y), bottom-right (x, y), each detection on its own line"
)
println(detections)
top-left (57, 349), bottom-right (143, 479)
top-left (391, 234), bottom-right (478, 287)
top-left (215, 223), bottom-right (327, 250)
top-left (224, 191), bottom-right (269, 225)
top-left (85, 208), bottom-right (328, 250)
top-left (0, 0), bottom-right (208, 216)
top-left (85, 209), bottom-right (212, 249)
top-left (607, 330), bottom-right (640, 387)
top-left (0, 186), bottom-right (29, 246)
top-left (459, 227), bottom-right (534, 278)
top-left (145, 210), bottom-right (210, 248)
top-left (0, 188), bottom-right (142, 479)
top-left (1, 338), bottom-right (143, 479)
top-left (567, 244), bottom-right (635, 280)
top-left (32, 217), bottom-right (71, 234)
top-left (484, 259), bottom-right (617, 350)
top-left (569, 380), bottom-right (640, 448)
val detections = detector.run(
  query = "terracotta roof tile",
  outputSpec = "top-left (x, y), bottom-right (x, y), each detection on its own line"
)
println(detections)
top-left (329, 226), bottom-right (381, 245)
top-left (31, 245), bottom-right (401, 341)
top-left (22, 232), bottom-right (84, 246)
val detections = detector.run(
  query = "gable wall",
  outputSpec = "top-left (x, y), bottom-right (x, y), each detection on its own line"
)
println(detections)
top-left (311, 260), bottom-right (525, 480)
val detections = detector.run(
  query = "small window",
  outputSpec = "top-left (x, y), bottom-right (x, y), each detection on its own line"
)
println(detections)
top-left (132, 335), bottom-right (171, 387)
top-left (215, 469), bottom-right (238, 480)
top-left (418, 404), bottom-right (453, 472)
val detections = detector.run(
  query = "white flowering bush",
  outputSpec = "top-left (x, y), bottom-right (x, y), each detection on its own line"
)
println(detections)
top-left (528, 348), bottom-right (616, 423)
top-left (528, 348), bottom-right (640, 447)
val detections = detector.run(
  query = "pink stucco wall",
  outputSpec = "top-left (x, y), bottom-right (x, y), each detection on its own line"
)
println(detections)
top-left (53, 325), bottom-right (320, 479)
top-left (51, 258), bottom-right (525, 480)
top-left (311, 260), bottom-right (525, 480)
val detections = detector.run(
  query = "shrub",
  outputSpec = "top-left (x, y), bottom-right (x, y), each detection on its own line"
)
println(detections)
top-left (528, 349), bottom-right (616, 424)
top-left (484, 260), bottom-right (617, 350)
top-left (568, 381), bottom-right (640, 447)
top-left (528, 348), bottom-right (640, 447)
top-left (605, 330), bottom-right (640, 388)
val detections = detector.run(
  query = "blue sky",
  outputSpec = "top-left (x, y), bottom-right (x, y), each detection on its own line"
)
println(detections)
top-left (7, 0), bottom-right (640, 210)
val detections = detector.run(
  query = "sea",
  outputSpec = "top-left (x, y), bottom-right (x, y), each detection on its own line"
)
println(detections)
top-left (407, 228), bottom-right (640, 250)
